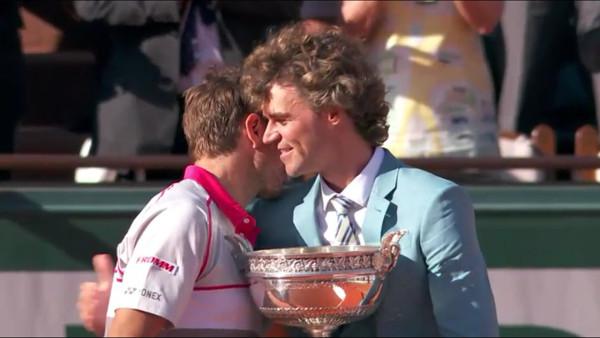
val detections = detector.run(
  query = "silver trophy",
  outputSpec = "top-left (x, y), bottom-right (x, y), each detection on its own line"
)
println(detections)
top-left (227, 230), bottom-right (407, 337)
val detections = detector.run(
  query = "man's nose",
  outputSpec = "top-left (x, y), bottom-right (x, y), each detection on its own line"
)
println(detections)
top-left (263, 122), bottom-right (280, 144)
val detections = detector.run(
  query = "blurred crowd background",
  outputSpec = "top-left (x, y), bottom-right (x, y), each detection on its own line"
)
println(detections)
top-left (1, 0), bottom-right (599, 184)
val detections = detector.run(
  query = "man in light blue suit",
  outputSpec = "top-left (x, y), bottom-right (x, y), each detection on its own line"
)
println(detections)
top-left (241, 23), bottom-right (499, 337)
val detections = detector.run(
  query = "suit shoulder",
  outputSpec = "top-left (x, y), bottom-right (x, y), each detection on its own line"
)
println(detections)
top-left (398, 166), bottom-right (459, 191)
top-left (393, 166), bottom-right (467, 208)
top-left (380, 150), bottom-right (459, 195)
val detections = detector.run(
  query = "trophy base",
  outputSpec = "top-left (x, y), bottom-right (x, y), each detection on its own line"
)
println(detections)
top-left (260, 306), bottom-right (375, 337)
top-left (305, 326), bottom-right (337, 337)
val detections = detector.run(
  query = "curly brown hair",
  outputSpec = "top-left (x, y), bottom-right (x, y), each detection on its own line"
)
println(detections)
top-left (241, 22), bottom-right (389, 146)
top-left (182, 66), bottom-right (250, 159)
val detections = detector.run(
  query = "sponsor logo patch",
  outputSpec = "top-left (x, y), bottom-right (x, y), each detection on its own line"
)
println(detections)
top-left (123, 287), bottom-right (162, 301)
top-left (135, 256), bottom-right (179, 275)
top-left (124, 287), bottom-right (137, 295)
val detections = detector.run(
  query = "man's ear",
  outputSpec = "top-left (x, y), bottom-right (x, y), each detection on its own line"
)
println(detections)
top-left (326, 106), bottom-right (344, 126)
top-left (244, 113), bottom-right (265, 149)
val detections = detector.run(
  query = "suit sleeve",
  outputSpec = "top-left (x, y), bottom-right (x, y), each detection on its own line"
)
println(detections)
top-left (420, 185), bottom-right (499, 337)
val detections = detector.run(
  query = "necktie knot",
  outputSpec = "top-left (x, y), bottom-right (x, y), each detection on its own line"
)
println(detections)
top-left (330, 195), bottom-right (356, 216)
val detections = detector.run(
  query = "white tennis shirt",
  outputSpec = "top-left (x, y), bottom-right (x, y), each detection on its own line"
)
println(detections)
top-left (106, 165), bottom-right (262, 336)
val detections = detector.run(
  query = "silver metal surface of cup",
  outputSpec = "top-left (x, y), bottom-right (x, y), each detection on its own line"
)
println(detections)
top-left (226, 230), bottom-right (407, 337)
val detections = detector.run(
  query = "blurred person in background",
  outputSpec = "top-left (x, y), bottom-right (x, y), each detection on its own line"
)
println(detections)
top-left (498, 0), bottom-right (597, 166)
top-left (74, 1), bottom-right (300, 181)
top-left (172, 0), bottom-right (302, 156)
top-left (214, 1), bottom-right (301, 65)
top-left (73, 1), bottom-right (181, 182)
top-left (341, 1), bottom-right (503, 163)
top-left (0, 0), bottom-right (26, 181)
top-left (178, 0), bottom-right (223, 93)
top-left (171, 0), bottom-right (225, 156)
top-left (577, 0), bottom-right (600, 131)
top-left (298, 0), bottom-right (341, 30)
top-left (577, 1), bottom-right (600, 75)
top-left (299, 0), bottom-right (504, 108)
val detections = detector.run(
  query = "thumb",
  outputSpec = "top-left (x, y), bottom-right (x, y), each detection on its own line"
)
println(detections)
top-left (92, 254), bottom-right (115, 288)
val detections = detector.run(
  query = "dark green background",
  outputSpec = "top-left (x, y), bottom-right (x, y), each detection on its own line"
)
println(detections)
top-left (2, 183), bottom-right (598, 337)
top-left (1, 184), bottom-right (599, 270)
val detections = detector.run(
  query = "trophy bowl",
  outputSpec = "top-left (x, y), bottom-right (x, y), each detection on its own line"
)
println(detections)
top-left (227, 230), bottom-right (406, 337)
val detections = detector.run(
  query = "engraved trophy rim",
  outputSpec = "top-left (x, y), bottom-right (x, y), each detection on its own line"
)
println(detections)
top-left (247, 244), bottom-right (381, 257)
top-left (246, 246), bottom-right (383, 278)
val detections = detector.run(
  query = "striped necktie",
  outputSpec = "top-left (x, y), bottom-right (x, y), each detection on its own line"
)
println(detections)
top-left (330, 195), bottom-right (360, 245)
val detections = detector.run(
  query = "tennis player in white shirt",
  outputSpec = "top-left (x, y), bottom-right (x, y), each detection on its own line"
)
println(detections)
top-left (98, 67), bottom-right (287, 337)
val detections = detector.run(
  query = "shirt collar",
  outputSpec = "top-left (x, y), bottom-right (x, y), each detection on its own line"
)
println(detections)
top-left (320, 147), bottom-right (385, 211)
top-left (183, 164), bottom-right (259, 246)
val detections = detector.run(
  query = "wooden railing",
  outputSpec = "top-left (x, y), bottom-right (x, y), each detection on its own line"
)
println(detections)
top-left (574, 125), bottom-right (600, 182)
top-left (500, 124), bottom-right (556, 157)
top-left (2, 124), bottom-right (599, 182)
top-left (499, 124), bottom-right (557, 181)
top-left (2, 154), bottom-right (600, 171)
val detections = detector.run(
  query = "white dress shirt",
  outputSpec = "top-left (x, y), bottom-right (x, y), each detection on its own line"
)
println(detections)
top-left (317, 147), bottom-right (384, 245)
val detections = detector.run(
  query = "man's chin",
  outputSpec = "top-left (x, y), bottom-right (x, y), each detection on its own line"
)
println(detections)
top-left (285, 167), bottom-right (303, 178)
top-left (286, 166), bottom-right (316, 180)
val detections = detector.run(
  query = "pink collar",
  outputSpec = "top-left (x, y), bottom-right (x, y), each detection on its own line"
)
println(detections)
top-left (183, 164), bottom-right (259, 246)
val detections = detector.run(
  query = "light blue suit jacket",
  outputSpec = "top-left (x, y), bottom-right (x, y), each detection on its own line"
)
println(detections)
top-left (250, 149), bottom-right (499, 337)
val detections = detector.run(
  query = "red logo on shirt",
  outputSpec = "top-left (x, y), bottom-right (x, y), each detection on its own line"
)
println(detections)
top-left (136, 256), bottom-right (179, 275)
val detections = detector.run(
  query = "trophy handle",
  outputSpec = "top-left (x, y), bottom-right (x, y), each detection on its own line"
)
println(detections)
top-left (374, 229), bottom-right (407, 276)
top-left (359, 229), bottom-right (407, 307)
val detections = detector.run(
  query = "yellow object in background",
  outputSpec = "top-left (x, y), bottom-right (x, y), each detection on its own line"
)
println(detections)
top-left (368, 1), bottom-right (499, 158)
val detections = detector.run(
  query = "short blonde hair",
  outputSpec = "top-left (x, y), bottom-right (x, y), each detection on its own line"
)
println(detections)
top-left (183, 67), bottom-right (250, 159)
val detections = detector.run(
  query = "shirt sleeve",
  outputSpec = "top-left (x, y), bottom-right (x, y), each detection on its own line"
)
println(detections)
top-left (112, 200), bottom-right (209, 326)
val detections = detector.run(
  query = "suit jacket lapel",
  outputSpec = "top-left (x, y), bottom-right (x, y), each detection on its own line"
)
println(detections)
top-left (293, 150), bottom-right (403, 246)
top-left (363, 150), bottom-right (402, 244)
top-left (292, 175), bottom-right (323, 246)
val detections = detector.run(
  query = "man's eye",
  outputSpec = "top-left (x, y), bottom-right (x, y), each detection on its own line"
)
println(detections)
top-left (276, 120), bottom-right (288, 126)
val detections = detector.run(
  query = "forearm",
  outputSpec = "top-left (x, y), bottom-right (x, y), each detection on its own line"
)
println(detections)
top-left (453, 1), bottom-right (503, 35)
top-left (340, 0), bottom-right (381, 40)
